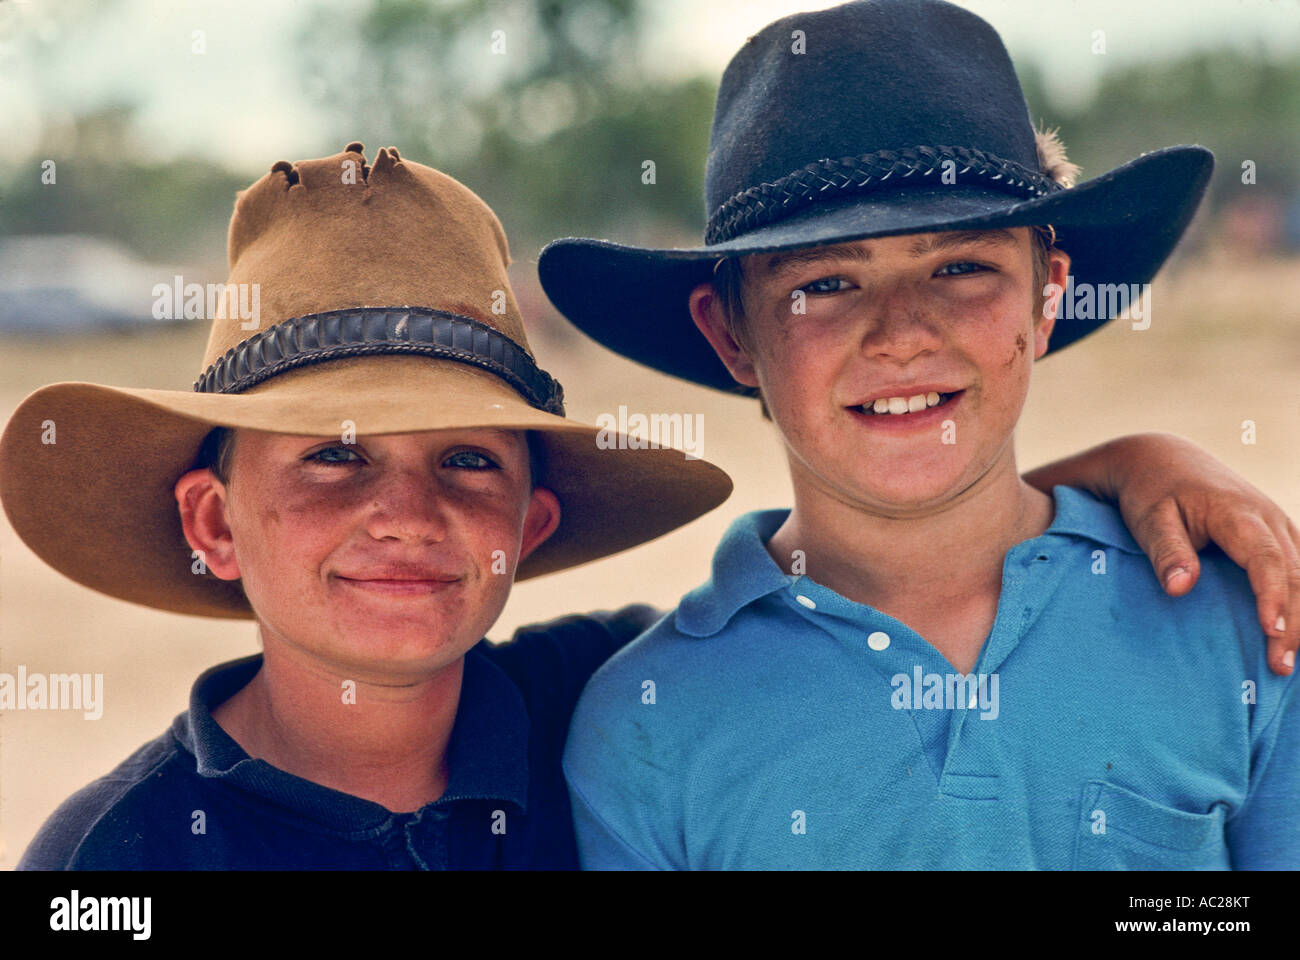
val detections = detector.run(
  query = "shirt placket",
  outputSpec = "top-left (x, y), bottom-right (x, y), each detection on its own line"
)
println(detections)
top-left (784, 539), bottom-right (1067, 795)
top-left (402, 806), bottom-right (451, 870)
top-left (786, 577), bottom-right (955, 784)
top-left (941, 542), bottom-right (1067, 797)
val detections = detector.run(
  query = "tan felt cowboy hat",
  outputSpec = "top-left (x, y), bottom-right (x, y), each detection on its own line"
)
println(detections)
top-left (0, 143), bottom-right (732, 619)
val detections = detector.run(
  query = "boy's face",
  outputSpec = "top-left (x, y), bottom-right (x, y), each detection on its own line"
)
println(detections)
top-left (692, 227), bottom-right (1069, 514)
top-left (176, 428), bottom-right (559, 680)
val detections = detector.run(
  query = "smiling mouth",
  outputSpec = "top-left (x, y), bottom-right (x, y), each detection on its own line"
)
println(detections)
top-left (855, 390), bottom-right (960, 416)
top-left (337, 577), bottom-right (460, 596)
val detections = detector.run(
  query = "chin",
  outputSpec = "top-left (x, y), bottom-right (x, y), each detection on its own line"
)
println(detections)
top-left (323, 605), bottom-right (482, 660)
top-left (333, 628), bottom-right (479, 676)
top-left (851, 466), bottom-right (971, 512)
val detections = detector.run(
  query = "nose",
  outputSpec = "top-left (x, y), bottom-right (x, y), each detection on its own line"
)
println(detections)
top-left (858, 289), bottom-right (944, 364)
top-left (361, 462), bottom-right (450, 545)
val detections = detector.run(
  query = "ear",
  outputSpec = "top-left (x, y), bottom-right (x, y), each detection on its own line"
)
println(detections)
top-left (519, 485), bottom-right (561, 562)
top-left (1034, 248), bottom-right (1072, 359)
top-left (175, 468), bottom-right (241, 580)
top-left (688, 281), bottom-right (760, 388)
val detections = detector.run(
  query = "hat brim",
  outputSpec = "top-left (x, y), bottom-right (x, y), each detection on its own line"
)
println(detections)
top-left (0, 355), bottom-right (732, 619)
top-left (538, 145), bottom-right (1213, 392)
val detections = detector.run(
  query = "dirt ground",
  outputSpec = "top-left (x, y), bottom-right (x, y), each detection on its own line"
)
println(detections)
top-left (1, 254), bottom-right (1297, 867)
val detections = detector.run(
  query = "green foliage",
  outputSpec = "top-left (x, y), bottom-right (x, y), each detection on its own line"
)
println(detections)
top-left (296, 0), bottom-right (711, 245)
top-left (1019, 48), bottom-right (1300, 211)
top-left (0, 103), bottom-right (247, 271)
top-left (2, 2), bottom-right (1296, 264)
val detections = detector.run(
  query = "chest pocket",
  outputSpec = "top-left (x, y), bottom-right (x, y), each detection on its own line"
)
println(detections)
top-left (1071, 780), bottom-right (1229, 870)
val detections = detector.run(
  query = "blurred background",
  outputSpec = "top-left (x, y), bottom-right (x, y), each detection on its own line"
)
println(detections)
top-left (1, 0), bottom-right (1298, 867)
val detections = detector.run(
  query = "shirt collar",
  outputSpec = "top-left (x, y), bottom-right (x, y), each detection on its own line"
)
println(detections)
top-left (675, 508), bottom-right (793, 638)
top-left (173, 642), bottom-right (530, 831)
top-left (438, 641), bottom-right (530, 810)
top-left (674, 487), bottom-right (1143, 639)
top-left (1043, 484), bottom-right (1146, 556)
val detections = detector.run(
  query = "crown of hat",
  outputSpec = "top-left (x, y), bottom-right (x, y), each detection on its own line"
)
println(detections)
top-left (705, 0), bottom-right (1041, 225)
top-left (200, 143), bottom-right (533, 377)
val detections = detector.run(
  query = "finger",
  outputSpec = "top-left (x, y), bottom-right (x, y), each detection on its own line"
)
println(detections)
top-left (1228, 524), bottom-right (1292, 656)
top-left (1267, 623), bottom-right (1298, 677)
top-left (1132, 498), bottom-right (1202, 596)
top-left (1204, 508), bottom-right (1297, 675)
top-left (1284, 518), bottom-right (1300, 634)
top-left (1265, 522), bottom-right (1300, 676)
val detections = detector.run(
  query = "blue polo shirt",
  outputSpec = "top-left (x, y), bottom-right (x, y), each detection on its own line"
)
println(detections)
top-left (18, 606), bottom-right (658, 870)
top-left (562, 486), bottom-right (1300, 869)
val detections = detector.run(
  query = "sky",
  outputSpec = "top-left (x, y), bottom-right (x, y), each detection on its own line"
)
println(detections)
top-left (0, 0), bottom-right (1296, 175)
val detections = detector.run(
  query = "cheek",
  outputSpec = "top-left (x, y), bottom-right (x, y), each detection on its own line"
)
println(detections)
top-left (467, 504), bottom-right (525, 564)
top-left (232, 482), bottom-right (350, 573)
top-left (231, 468), bottom-right (531, 581)
top-left (436, 482), bottom-right (532, 562)
top-left (959, 294), bottom-right (1034, 372)
top-left (750, 313), bottom-right (841, 403)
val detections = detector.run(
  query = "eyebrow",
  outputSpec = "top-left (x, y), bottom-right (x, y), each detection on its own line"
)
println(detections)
top-left (907, 228), bottom-right (1020, 257)
top-left (760, 228), bottom-right (1020, 280)
top-left (763, 243), bottom-right (873, 279)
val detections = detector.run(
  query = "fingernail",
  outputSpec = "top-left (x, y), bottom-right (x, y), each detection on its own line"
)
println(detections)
top-left (1284, 650), bottom-right (1295, 670)
top-left (1276, 615), bottom-right (1287, 634)
top-left (1164, 567), bottom-right (1189, 587)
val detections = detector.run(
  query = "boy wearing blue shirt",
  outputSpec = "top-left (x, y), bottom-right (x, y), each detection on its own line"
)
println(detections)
top-left (543, 0), bottom-right (1299, 868)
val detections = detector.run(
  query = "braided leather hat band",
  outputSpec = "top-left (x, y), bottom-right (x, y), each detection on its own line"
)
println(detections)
top-left (193, 306), bottom-right (566, 416)
top-left (705, 145), bottom-right (1061, 245)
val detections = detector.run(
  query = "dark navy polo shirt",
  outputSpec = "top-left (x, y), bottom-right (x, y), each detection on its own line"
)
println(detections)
top-left (18, 606), bottom-right (659, 870)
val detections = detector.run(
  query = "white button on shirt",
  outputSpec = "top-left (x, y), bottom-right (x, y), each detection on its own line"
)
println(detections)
top-left (867, 631), bottom-right (891, 651)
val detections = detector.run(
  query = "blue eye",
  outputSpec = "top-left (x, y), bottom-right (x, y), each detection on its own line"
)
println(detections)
top-left (937, 261), bottom-right (989, 277)
top-left (307, 446), bottom-right (361, 465)
top-left (444, 450), bottom-right (498, 470)
top-left (801, 277), bottom-right (851, 294)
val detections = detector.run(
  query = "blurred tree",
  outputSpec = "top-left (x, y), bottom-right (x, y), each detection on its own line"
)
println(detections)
top-left (297, 0), bottom-right (715, 248)
top-left (1019, 48), bottom-right (1300, 220)
top-left (1, 1), bottom-right (1297, 275)
top-left (0, 102), bottom-right (246, 272)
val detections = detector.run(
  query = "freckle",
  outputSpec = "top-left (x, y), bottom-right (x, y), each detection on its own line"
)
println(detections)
top-left (1016, 333), bottom-right (1027, 355)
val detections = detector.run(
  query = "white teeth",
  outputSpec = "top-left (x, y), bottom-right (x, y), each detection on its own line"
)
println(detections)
top-left (861, 391), bottom-right (951, 415)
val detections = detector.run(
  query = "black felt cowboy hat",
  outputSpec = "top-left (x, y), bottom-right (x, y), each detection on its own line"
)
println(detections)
top-left (538, 0), bottom-right (1214, 393)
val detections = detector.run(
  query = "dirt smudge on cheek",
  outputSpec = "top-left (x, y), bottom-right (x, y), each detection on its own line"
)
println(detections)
top-left (258, 505), bottom-right (284, 537)
top-left (1004, 332), bottom-right (1028, 368)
